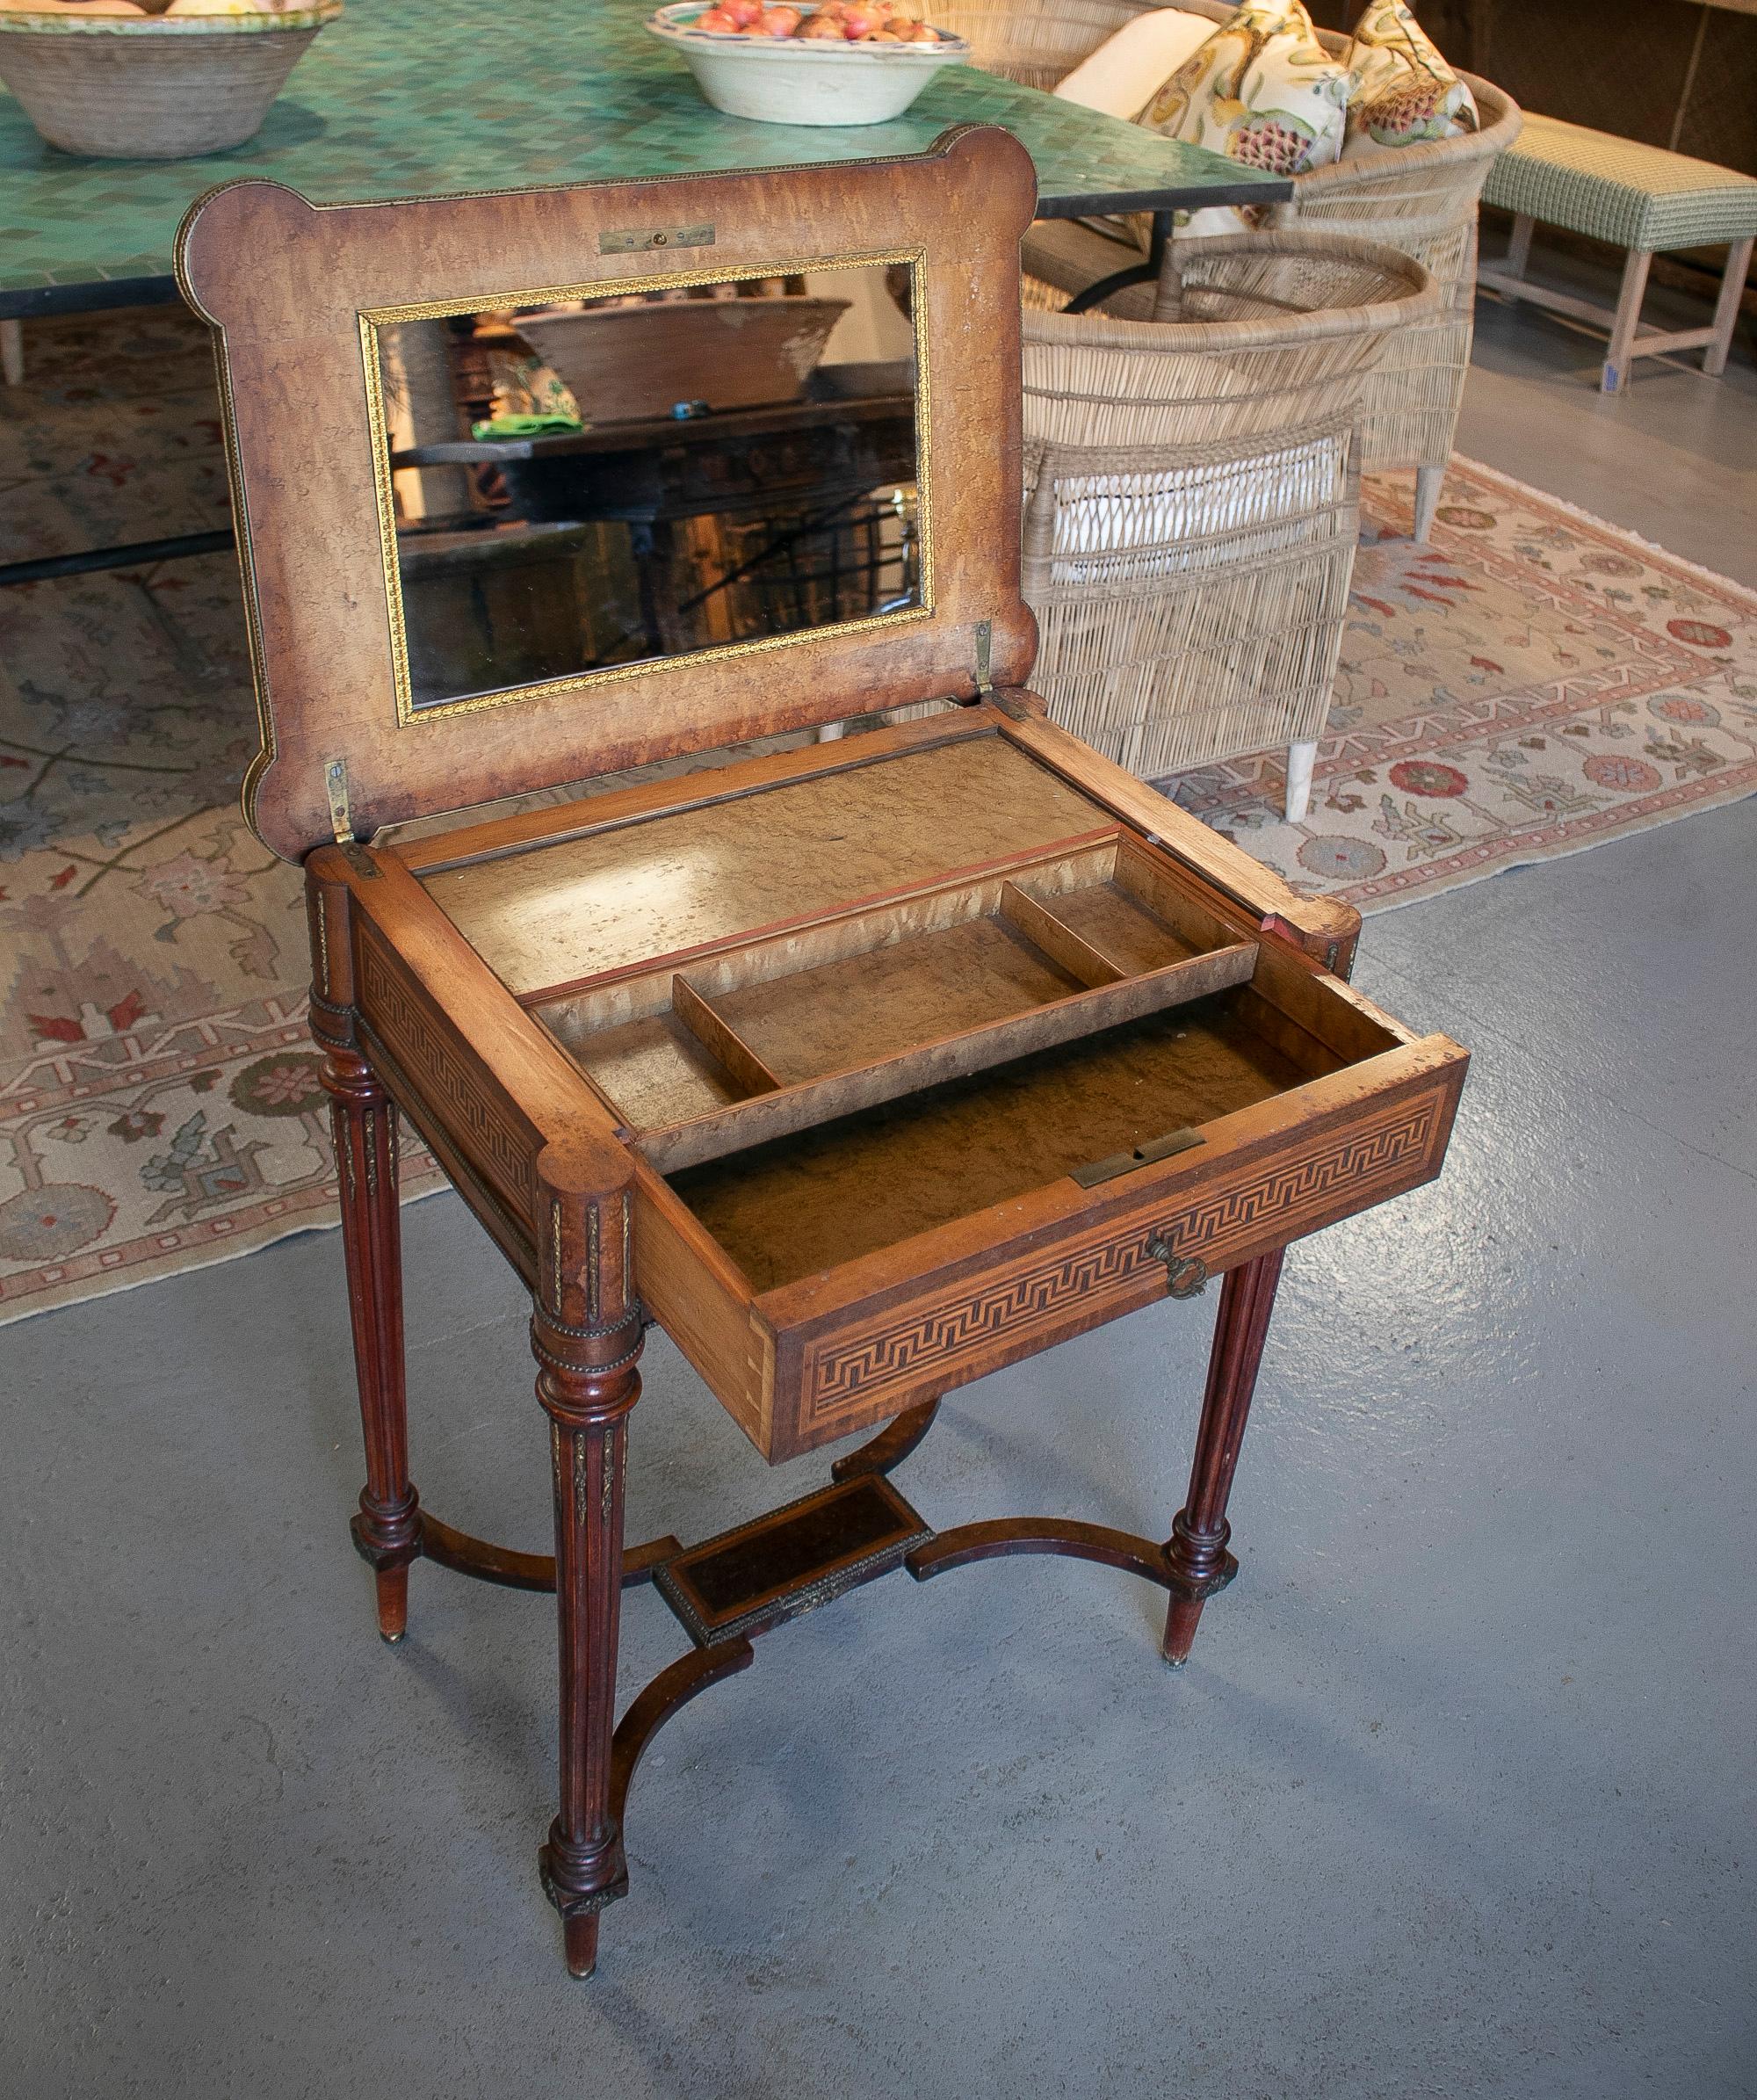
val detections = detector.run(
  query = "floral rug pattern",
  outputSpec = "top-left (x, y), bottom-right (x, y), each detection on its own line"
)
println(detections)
top-left (3, 310), bottom-right (1753, 1324)
top-left (1170, 460), bottom-right (1757, 909)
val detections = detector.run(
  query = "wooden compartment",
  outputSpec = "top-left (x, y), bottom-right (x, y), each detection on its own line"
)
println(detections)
top-left (529, 834), bottom-right (1259, 1172)
top-left (626, 903), bottom-right (1464, 1459)
top-left (405, 721), bottom-right (1467, 1462)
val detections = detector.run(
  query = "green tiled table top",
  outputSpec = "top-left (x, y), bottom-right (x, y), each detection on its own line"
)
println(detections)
top-left (0, 0), bottom-right (1286, 304)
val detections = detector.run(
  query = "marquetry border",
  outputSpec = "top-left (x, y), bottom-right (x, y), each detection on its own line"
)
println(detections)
top-left (799, 1083), bottom-right (1453, 1430)
top-left (355, 923), bottom-right (540, 1225)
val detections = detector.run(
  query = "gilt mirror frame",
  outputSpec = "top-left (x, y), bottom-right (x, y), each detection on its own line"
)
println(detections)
top-left (176, 126), bottom-right (1040, 864)
top-left (359, 245), bottom-right (933, 727)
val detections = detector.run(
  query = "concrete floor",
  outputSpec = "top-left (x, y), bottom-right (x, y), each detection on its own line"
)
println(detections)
top-left (4, 295), bottom-right (1754, 2099)
top-left (1461, 234), bottom-right (1757, 586)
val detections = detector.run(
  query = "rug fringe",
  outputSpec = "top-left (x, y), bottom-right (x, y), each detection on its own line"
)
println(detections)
top-left (1450, 456), bottom-right (1757, 606)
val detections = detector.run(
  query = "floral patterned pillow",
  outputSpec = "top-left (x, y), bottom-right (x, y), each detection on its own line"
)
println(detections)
top-left (1345, 0), bottom-right (1478, 148)
top-left (1139, 0), bottom-right (1350, 183)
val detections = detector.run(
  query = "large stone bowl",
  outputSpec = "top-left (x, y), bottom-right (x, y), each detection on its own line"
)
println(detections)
top-left (0, 2), bottom-right (341, 160)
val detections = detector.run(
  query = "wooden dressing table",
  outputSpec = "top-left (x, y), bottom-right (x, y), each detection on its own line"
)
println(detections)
top-left (176, 128), bottom-right (1467, 1979)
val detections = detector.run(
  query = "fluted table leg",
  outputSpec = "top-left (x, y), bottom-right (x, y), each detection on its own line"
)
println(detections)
top-left (1162, 1248), bottom-right (1284, 1668)
top-left (530, 1166), bottom-right (644, 1980)
top-left (321, 1037), bottom-right (418, 1644)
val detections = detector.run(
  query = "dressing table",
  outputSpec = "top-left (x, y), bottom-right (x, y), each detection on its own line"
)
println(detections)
top-left (176, 127), bottom-right (1467, 1977)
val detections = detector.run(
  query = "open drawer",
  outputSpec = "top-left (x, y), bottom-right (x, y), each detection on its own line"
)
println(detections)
top-left (412, 722), bottom-right (1467, 1462)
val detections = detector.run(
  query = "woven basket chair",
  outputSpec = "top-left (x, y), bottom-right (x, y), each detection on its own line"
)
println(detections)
top-left (935, 0), bottom-right (1521, 540)
top-left (1016, 232), bottom-right (1438, 816)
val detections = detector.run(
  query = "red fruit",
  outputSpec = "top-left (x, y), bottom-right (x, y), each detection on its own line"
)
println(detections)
top-left (695, 5), bottom-right (741, 27)
top-left (723, 0), bottom-right (761, 19)
top-left (757, 4), bottom-right (800, 30)
top-left (799, 12), bottom-right (843, 32)
top-left (859, 25), bottom-right (902, 38)
top-left (840, 4), bottom-right (878, 33)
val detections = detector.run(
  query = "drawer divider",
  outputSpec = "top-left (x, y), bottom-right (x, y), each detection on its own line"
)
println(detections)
top-left (672, 975), bottom-right (782, 1098)
top-left (641, 936), bottom-right (1259, 1176)
top-left (999, 881), bottom-right (1125, 988)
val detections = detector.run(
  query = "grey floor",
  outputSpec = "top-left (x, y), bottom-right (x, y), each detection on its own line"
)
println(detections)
top-left (4, 277), bottom-right (1755, 2100)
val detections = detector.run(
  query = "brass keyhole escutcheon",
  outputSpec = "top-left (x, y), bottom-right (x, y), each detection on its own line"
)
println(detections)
top-left (1146, 1235), bottom-right (1208, 1300)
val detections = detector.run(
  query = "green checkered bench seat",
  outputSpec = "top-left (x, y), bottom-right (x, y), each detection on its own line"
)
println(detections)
top-left (1484, 115), bottom-right (1757, 254)
top-left (1478, 113), bottom-right (1757, 392)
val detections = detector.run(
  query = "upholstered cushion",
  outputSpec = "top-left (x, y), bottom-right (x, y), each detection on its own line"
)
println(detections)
top-left (1052, 9), bottom-right (1219, 122)
top-left (1139, 0), bottom-right (1350, 180)
top-left (1483, 114), bottom-right (1757, 253)
top-left (1345, 0), bottom-right (1477, 149)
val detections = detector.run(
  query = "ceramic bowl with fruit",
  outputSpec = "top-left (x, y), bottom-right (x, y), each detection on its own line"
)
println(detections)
top-left (0, 0), bottom-right (340, 161)
top-left (645, 1), bottom-right (967, 127)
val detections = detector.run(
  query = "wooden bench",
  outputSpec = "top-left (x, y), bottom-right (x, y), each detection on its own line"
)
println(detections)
top-left (1478, 112), bottom-right (1757, 393)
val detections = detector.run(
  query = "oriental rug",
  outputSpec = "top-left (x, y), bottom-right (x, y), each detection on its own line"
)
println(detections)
top-left (2, 308), bottom-right (1753, 1324)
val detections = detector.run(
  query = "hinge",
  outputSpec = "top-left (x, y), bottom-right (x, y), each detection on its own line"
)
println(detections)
top-left (323, 757), bottom-right (379, 877)
top-left (325, 757), bottom-right (353, 844)
top-left (973, 620), bottom-right (994, 699)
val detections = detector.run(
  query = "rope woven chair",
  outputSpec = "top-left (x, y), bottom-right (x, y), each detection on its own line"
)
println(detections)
top-left (936, 0), bottom-right (1521, 540)
top-left (1016, 233), bottom-right (1439, 816)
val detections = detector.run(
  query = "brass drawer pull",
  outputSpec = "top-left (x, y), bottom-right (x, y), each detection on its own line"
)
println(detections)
top-left (1146, 1235), bottom-right (1208, 1300)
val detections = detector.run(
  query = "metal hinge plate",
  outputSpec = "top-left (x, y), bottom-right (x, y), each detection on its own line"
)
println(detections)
top-left (322, 757), bottom-right (379, 875)
top-left (324, 757), bottom-right (353, 845)
top-left (974, 619), bottom-right (994, 698)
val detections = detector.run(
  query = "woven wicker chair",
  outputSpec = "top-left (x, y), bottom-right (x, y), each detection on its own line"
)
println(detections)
top-left (1017, 233), bottom-right (1438, 816)
top-left (936, 0), bottom-right (1521, 541)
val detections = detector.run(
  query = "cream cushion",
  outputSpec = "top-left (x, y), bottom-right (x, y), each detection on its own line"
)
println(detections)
top-left (1139, 0), bottom-right (1350, 177)
top-left (1345, 0), bottom-right (1478, 148)
top-left (1052, 9), bottom-right (1220, 121)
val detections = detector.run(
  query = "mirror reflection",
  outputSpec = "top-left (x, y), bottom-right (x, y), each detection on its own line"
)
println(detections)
top-left (372, 263), bottom-right (922, 712)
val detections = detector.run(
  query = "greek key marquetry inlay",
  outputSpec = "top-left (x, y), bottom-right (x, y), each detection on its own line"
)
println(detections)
top-left (358, 934), bottom-right (536, 1219)
top-left (806, 1095), bottom-right (1442, 1417)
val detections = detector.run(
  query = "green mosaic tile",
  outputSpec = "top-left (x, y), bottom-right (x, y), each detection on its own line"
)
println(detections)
top-left (0, 0), bottom-right (1283, 299)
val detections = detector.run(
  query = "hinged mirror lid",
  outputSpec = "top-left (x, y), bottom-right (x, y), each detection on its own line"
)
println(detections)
top-left (176, 127), bottom-right (1038, 862)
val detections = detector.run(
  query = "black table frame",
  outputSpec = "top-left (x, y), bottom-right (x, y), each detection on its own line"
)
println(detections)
top-left (0, 183), bottom-right (1283, 590)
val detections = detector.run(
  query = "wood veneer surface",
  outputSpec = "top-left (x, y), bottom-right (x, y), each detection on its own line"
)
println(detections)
top-left (711, 916), bottom-right (1084, 1083)
top-left (420, 740), bottom-right (1107, 998)
top-left (550, 1010), bottom-right (742, 1130)
top-left (1033, 881), bottom-right (1204, 975)
top-left (669, 994), bottom-right (1313, 1291)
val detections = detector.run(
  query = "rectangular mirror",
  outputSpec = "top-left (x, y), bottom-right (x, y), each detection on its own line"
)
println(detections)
top-left (364, 259), bottom-right (926, 721)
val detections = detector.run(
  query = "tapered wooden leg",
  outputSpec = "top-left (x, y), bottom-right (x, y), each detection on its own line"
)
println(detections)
top-left (1703, 236), bottom-right (1752, 378)
top-left (1, 319), bottom-right (22, 387)
top-left (1283, 739), bottom-right (1317, 823)
top-left (1413, 463), bottom-right (1445, 544)
top-left (533, 1294), bottom-right (642, 1978)
top-left (1602, 249), bottom-right (1652, 394)
top-left (322, 1043), bottom-right (418, 1643)
top-left (1161, 1248), bottom-right (1284, 1667)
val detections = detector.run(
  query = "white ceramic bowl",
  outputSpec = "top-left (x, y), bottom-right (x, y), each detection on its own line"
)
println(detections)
top-left (645, 4), bottom-right (968, 127)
